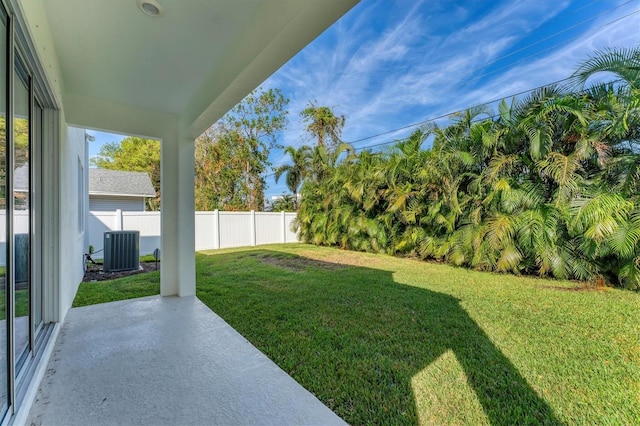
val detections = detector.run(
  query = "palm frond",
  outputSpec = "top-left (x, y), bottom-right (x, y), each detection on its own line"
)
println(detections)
top-left (571, 47), bottom-right (640, 91)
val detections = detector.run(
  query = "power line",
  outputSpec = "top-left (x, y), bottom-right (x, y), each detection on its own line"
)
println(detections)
top-left (466, 6), bottom-right (640, 86)
top-left (266, 75), bottom-right (628, 176)
top-left (267, 0), bottom-right (637, 142)
top-left (517, 1), bottom-right (635, 59)
top-left (343, 7), bottom-right (640, 148)
top-left (468, 0), bottom-right (638, 80)
top-left (350, 77), bottom-right (625, 153)
top-left (267, 77), bottom-right (626, 180)
top-left (353, 114), bottom-right (499, 153)
top-left (340, 75), bottom-right (572, 147)
top-left (265, 4), bottom-right (639, 180)
top-left (264, 0), bottom-right (640, 143)
top-left (266, 73), bottom-right (625, 180)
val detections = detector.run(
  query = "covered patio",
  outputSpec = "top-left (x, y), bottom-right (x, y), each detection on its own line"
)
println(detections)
top-left (25, 296), bottom-right (345, 425)
top-left (24, 0), bottom-right (358, 299)
top-left (0, 0), bottom-right (359, 422)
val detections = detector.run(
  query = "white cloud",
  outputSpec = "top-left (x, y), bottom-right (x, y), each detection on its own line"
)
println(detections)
top-left (263, 0), bottom-right (640, 194)
top-left (455, 6), bottom-right (640, 111)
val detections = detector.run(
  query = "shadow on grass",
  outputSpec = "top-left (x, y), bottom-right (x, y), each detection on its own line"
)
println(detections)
top-left (196, 250), bottom-right (560, 425)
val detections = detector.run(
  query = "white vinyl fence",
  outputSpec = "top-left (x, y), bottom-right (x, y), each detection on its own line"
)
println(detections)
top-left (89, 210), bottom-right (299, 257)
top-left (0, 211), bottom-right (29, 267)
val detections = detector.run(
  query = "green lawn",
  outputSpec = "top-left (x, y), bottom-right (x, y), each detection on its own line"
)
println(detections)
top-left (73, 244), bottom-right (640, 425)
top-left (0, 289), bottom-right (30, 319)
top-left (72, 271), bottom-right (159, 307)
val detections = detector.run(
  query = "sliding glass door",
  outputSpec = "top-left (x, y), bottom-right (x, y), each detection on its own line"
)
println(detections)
top-left (0, 4), bottom-right (7, 418)
top-left (0, 3), bottom-right (45, 420)
top-left (13, 57), bottom-right (30, 372)
top-left (32, 102), bottom-right (42, 333)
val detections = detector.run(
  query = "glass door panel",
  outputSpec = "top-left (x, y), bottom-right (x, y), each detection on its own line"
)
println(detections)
top-left (33, 103), bottom-right (42, 331)
top-left (13, 62), bottom-right (30, 370)
top-left (0, 5), bottom-right (7, 418)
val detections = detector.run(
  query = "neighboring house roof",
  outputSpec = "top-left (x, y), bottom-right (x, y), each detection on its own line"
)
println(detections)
top-left (89, 169), bottom-right (156, 197)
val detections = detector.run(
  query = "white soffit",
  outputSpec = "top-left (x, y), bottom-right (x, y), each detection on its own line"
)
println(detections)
top-left (40, 0), bottom-right (359, 137)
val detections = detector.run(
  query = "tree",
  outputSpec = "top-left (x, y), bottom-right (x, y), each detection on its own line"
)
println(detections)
top-left (195, 88), bottom-right (289, 211)
top-left (572, 47), bottom-right (640, 92)
top-left (271, 194), bottom-right (296, 212)
top-left (195, 127), bottom-right (240, 211)
top-left (92, 137), bottom-right (161, 210)
top-left (294, 49), bottom-right (640, 290)
top-left (570, 47), bottom-right (640, 288)
top-left (274, 145), bottom-right (312, 209)
top-left (300, 102), bottom-right (345, 150)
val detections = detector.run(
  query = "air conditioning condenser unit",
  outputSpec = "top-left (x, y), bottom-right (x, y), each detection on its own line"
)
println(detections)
top-left (103, 231), bottom-right (140, 272)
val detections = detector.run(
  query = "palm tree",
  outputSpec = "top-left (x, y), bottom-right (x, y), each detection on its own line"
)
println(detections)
top-left (271, 194), bottom-right (296, 212)
top-left (570, 47), bottom-right (640, 288)
top-left (572, 47), bottom-right (640, 91)
top-left (274, 145), bottom-right (312, 209)
top-left (293, 48), bottom-right (640, 289)
top-left (300, 102), bottom-right (346, 150)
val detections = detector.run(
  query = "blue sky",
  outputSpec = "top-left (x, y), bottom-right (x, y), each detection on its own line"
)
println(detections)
top-left (88, 0), bottom-right (640, 200)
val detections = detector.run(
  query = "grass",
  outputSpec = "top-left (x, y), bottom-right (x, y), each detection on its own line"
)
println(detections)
top-left (140, 254), bottom-right (161, 263)
top-left (73, 244), bottom-right (640, 425)
top-left (0, 289), bottom-right (30, 319)
top-left (72, 271), bottom-right (159, 307)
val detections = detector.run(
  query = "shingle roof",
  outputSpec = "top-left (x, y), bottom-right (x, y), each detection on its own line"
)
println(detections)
top-left (89, 169), bottom-right (156, 197)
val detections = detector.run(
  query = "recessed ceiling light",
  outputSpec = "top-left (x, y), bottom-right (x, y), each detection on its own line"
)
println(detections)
top-left (136, 0), bottom-right (163, 17)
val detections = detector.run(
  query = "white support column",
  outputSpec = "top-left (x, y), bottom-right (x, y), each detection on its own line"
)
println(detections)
top-left (161, 135), bottom-right (196, 297)
top-left (281, 211), bottom-right (286, 243)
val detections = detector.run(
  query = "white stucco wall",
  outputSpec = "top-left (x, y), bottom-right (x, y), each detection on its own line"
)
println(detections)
top-left (58, 123), bottom-right (86, 320)
top-left (19, 0), bottom-right (88, 322)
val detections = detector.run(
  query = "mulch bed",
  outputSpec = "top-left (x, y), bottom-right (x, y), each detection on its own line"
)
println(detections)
top-left (83, 261), bottom-right (160, 282)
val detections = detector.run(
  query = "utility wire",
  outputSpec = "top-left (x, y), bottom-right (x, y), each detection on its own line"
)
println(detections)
top-left (267, 0), bottom-right (636, 141)
top-left (346, 6), bottom-right (640, 146)
top-left (265, 3), bottom-right (639, 178)
top-left (469, 0), bottom-right (638, 78)
top-left (342, 2), bottom-right (640, 148)
top-left (266, 74), bottom-right (625, 179)
top-left (265, 76), bottom-right (625, 178)
top-left (466, 6), bottom-right (640, 85)
top-left (342, 76), bottom-right (572, 146)
top-left (350, 78), bottom-right (625, 153)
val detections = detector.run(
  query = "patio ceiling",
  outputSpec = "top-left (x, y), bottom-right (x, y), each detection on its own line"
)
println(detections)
top-left (32, 0), bottom-right (358, 138)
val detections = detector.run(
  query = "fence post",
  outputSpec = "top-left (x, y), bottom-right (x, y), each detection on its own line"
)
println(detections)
top-left (214, 210), bottom-right (220, 249)
top-left (281, 211), bottom-right (286, 243)
top-left (115, 209), bottom-right (123, 231)
top-left (250, 210), bottom-right (256, 246)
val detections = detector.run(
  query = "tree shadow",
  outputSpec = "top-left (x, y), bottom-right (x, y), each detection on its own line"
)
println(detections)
top-left (197, 250), bottom-right (561, 425)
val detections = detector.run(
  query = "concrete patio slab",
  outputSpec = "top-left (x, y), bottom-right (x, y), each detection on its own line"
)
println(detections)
top-left (26, 296), bottom-right (345, 426)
